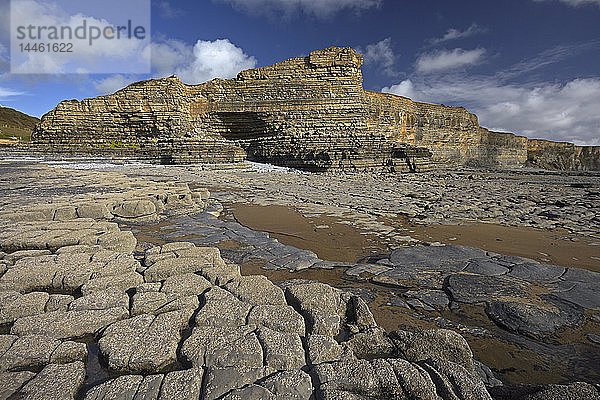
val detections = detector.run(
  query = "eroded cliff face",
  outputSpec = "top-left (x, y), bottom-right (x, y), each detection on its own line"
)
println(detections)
top-left (364, 91), bottom-right (530, 168)
top-left (527, 139), bottom-right (600, 171)
top-left (32, 76), bottom-right (247, 164)
top-left (31, 47), bottom-right (599, 171)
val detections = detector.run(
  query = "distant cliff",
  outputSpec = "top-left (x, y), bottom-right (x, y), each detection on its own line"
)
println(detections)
top-left (0, 107), bottom-right (39, 143)
top-left (31, 47), bottom-right (599, 171)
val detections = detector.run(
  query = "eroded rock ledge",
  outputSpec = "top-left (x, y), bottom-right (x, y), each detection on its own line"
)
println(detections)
top-left (28, 47), bottom-right (600, 171)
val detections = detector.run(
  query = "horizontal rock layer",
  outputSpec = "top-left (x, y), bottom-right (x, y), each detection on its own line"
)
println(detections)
top-left (31, 47), bottom-right (599, 171)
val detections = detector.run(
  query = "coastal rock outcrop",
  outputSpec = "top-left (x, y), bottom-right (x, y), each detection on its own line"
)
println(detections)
top-left (30, 46), bottom-right (599, 171)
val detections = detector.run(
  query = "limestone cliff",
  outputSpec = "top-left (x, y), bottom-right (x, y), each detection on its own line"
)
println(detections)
top-left (31, 47), bottom-right (599, 171)
top-left (527, 139), bottom-right (600, 171)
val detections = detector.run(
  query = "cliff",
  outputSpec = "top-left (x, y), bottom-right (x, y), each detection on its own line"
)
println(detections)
top-left (527, 139), bottom-right (600, 171)
top-left (30, 47), bottom-right (599, 171)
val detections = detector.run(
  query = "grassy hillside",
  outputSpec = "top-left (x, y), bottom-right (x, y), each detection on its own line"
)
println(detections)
top-left (0, 107), bottom-right (40, 141)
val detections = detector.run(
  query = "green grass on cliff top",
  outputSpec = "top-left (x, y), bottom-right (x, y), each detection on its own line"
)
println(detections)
top-left (0, 107), bottom-right (39, 141)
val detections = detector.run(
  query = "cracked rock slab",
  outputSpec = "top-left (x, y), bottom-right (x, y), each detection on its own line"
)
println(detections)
top-left (447, 273), bottom-right (529, 304)
top-left (221, 384), bottom-right (276, 400)
top-left (484, 297), bottom-right (584, 340)
top-left (259, 369), bottom-right (314, 400)
top-left (194, 286), bottom-right (252, 327)
top-left (419, 358), bottom-right (491, 400)
top-left (158, 368), bottom-right (204, 400)
top-left (98, 310), bottom-right (192, 374)
top-left (257, 327), bottom-right (305, 371)
top-left (389, 245), bottom-right (486, 267)
top-left (224, 275), bottom-right (287, 306)
top-left (84, 374), bottom-right (144, 400)
top-left (0, 371), bottom-right (36, 399)
top-left (283, 281), bottom-right (344, 337)
top-left (0, 291), bottom-right (49, 325)
top-left (390, 329), bottom-right (475, 372)
top-left (246, 304), bottom-right (305, 336)
top-left (11, 307), bottom-right (129, 340)
top-left (68, 289), bottom-right (129, 312)
top-left (16, 361), bottom-right (86, 400)
top-left (81, 272), bottom-right (144, 296)
top-left (202, 366), bottom-right (272, 400)
top-left (0, 335), bottom-right (59, 372)
top-left (143, 247), bottom-right (226, 283)
top-left (160, 273), bottom-right (212, 297)
top-left (131, 292), bottom-right (199, 316)
top-left (306, 334), bottom-right (353, 365)
top-left (181, 325), bottom-right (263, 369)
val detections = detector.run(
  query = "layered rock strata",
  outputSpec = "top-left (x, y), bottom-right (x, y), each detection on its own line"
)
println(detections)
top-left (29, 47), bottom-right (600, 171)
top-left (528, 139), bottom-right (600, 171)
top-left (30, 46), bottom-right (600, 171)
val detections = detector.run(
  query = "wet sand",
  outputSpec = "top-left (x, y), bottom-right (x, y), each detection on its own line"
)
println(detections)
top-left (230, 202), bottom-right (600, 272)
top-left (228, 203), bottom-right (385, 263)
top-left (408, 223), bottom-right (600, 273)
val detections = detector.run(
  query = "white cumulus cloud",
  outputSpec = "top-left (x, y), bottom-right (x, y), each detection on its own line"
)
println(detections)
top-left (92, 38), bottom-right (258, 94)
top-left (154, 1), bottom-right (184, 18)
top-left (359, 38), bottom-right (396, 76)
top-left (10, 0), bottom-right (150, 74)
top-left (215, 0), bottom-right (381, 18)
top-left (94, 74), bottom-right (136, 94)
top-left (415, 48), bottom-right (486, 74)
top-left (0, 42), bottom-right (8, 73)
top-left (0, 87), bottom-right (25, 100)
top-left (151, 38), bottom-right (257, 84)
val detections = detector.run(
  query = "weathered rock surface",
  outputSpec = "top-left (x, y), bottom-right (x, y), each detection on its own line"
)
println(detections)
top-left (0, 334), bottom-right (86, 372)
top-left (1, 162), bottom-right (597, 399)
top-left (11, 307), bottom-right (130, 340)
top-left (98, 310), bottom-right (192, 373)
top-left (348, 244), bottom-right (598, 341)
top-left (16, 361), bottom-right (86, 400)
top-left (0, 371), bottom-right (37, 399)
top-left (489, 382), bottom-right (600, 400)
top-left (82, 368), bottom-right (204, 400)
top-left (390, 329), bottom-right (475, 372)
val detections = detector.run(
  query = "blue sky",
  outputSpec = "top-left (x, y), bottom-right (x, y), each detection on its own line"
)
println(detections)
top-left (1, 0), bottom-right (599, 145)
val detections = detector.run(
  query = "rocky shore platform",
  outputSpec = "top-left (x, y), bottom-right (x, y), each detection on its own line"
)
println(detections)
top-left (0, 157), bottom-right (599, 399)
